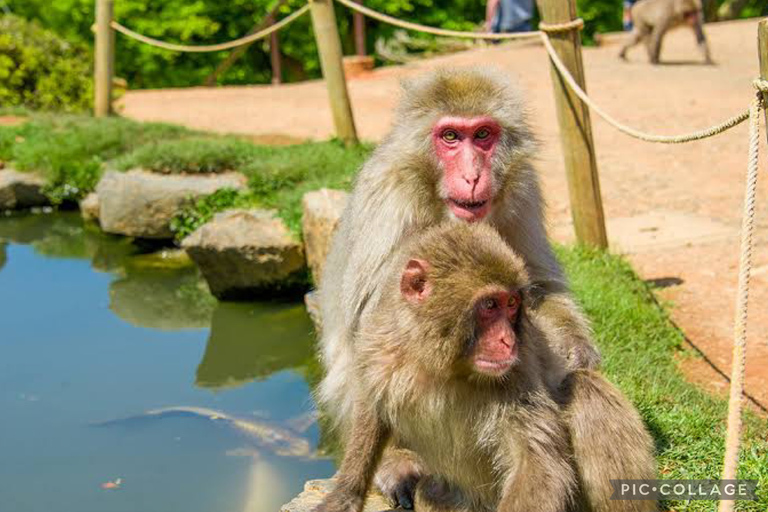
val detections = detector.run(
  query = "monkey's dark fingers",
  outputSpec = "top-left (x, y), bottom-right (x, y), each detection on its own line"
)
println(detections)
top-left (395, 483), bottom-right (415, 510)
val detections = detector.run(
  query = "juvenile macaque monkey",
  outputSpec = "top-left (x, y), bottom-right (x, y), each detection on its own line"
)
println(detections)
top-left (619, 0), bottom-right (714, 64)
top-left (318, 67), bottom-right (601, 506)
top-left (315, 223), bottom-right (656, 512)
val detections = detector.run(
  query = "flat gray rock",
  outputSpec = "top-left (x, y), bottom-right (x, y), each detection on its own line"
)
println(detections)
top-left (96, 169), bottom-right (247, 239)
top-left (280, 478), bottom-right (392, 512)
top-left (0, 169), bottom-right (48, 210)
top-left (301, 188), bottom-right (348, 284)
top-left (182, 209), bottom-right (305, 300)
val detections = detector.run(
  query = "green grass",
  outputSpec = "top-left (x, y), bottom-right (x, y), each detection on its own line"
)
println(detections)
top-left (559, 246), bottom-right (767, 511)
top-left (0, 112), bottom-right (371, 233)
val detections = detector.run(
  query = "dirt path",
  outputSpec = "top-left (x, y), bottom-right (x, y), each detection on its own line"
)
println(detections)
top-left (121, 19), bottom-right (768, 408)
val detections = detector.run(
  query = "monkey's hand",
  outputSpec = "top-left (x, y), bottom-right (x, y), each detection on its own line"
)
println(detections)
top-left (528, 288), bottom-right (602, 371)
top-left (373, 447), bottom-right (424, 509)
top-left (567, 334), bottom-right (602, 371)
top-left (313, 490), bottom-right (364, 512)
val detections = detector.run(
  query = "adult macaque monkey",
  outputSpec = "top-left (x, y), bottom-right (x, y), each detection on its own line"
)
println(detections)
top-left (315, 223), bottom-right (656, 512)
top-left (318, 68), bottom-right (600, 507)
top-left (619, 0), bottom-right (714, 65)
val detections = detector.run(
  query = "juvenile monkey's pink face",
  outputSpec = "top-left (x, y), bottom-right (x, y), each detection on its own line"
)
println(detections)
top-left (432, 116), bottom-right (501, 222)
top-left (472, 289), bottom-right (521, 377)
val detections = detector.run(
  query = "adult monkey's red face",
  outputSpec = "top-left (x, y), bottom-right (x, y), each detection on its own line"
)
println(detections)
top-left (432, 115), bottom-right (501, 222)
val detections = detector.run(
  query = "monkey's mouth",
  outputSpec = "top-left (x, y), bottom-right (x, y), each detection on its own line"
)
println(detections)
top-left (447, 198), bottom-right (490, 221)
top-left (474, 354), bottom-right (518, 376)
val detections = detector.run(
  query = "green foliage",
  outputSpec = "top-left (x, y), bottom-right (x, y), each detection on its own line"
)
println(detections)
top-left (4, 0), bottom-right (765, 90)
top-left (0, 15), bottom-right (93, 111)
top-left (169, 188), bottom-right (253, 240)
top-left (559, 246), bottom-right (767, 511)
top-left (115, 137), bottom-right (259, 174)
top-left (577, 0), bottom-right (622, 43)
top-left (1, 113), bottom-right (192, 203)
top-left (3, 0), bottom-right (484, 89)
top-left (0, 112), bottom-right (369, 228)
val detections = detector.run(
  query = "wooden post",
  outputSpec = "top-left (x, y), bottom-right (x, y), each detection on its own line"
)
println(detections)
top-left (353, 1), bottom-right (366, 56)
top-left (309, 0), bottom-right (358, 145)
top-left (268, 14), bottom-right (283, 85)
top-left (758, 20), bottom-right (768, 141)
top-left (536, 0), bottom-right (608, 248)
top-left (94, 0), bottom-right (114, 117)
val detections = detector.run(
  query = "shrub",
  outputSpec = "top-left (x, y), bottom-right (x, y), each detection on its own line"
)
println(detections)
top-left (0, 15), bottom-right (93, 112)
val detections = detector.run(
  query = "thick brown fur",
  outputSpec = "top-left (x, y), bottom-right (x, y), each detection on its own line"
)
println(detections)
top-left (619, 0), bottom-right (713, 64)
top-left (560, 370), bottom-right (658, 512)
top-left (316, 223), bottom-right (657, 512)
top-left (317, 223), bottom-right (578, 512)
top-left (317, 67), bottom-right (600, 505)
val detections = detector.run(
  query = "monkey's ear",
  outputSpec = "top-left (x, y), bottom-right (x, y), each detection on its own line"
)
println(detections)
top-left (400, 259), bottom-right (431, 304)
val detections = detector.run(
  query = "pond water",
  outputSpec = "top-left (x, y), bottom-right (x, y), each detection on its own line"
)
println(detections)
top-left (0, 212), bottom-right (335, 512)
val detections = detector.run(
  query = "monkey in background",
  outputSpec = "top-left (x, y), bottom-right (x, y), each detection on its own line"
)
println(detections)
top-left (317, 67), bottom-right (603, 508)
top-left (619, 0), bottom-right (714, 65)
top-left (315, 223), bottom-right (657, 512)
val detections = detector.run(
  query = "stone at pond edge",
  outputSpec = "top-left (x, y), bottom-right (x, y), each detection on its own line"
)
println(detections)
top-left (302, 188), bottom-right (348, 284)
top-left (182, 209), bottom-right (305, 300)
top-left (280, 478), bottom-right (392, 512)
top-left (0, 169), bottom-right (49, 210)
top-left (80, 192), bottom-right (100, 223)
top-left (96, 169), bottom-right (248, 239)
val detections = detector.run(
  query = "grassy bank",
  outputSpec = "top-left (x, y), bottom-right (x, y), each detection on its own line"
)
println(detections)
top-left (560, 247), bottom-right (767, 511)
top-left (0, 111), bottom-right (371, 237)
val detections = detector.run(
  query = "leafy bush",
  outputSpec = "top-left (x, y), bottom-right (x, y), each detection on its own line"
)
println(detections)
top-left (0, 15), bottom-right (93, 112)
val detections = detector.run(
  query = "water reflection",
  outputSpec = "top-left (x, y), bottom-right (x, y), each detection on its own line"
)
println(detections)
top-left (110, 266), bottom-right (216, 330)
top-left (197, 302), bottom-right (315, 389)
top-left (0, 211), bottom-right (334, 512)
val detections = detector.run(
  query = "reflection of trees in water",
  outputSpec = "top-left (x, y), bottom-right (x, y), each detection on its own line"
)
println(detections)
top-left (0, 212), bottom-right (138, 271)
top-left (196, 302), bottom-right (315, 390)
top-left (109, 266), bottom-right (217, 330)
top-left (0, 242), bottom-right (6, 272)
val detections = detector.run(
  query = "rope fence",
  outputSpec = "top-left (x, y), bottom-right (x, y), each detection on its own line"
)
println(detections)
top-left (95, 1), bottom-right (766, 503)
top-left (109, 4), bottom-right (310, 53)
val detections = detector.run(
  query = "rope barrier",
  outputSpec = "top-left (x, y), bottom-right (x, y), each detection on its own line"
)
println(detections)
top-left (718, 84), bottom-right (763, 512)
top-left (538, 32), bottom-right (751, 143)
top-left (110, 4), bottom-right (310, 53)
top-left (333, 0), bottom-right (541, 40)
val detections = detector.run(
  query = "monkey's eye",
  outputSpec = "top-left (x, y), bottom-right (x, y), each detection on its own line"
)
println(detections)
top-left (480, 298), bottom-right (498, 311)
top-left (507, 292), bottom-right (521, 309)
top-left (441, 129), bottom-right (459, 142)
top-left (474, 127), bottom-right (491, 140)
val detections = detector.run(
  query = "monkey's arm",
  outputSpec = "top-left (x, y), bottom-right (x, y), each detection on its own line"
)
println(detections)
top-left (497, 395), bottom-right (578, 512)
top-left (501, 176), bottom-right (601, 371)
top-left (315, 403), bottom-right (390, 512)
top-left (528, 283), bottom-right (601, 371)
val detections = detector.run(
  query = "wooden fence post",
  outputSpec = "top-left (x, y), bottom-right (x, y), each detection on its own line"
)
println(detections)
top-left (94, 0), bottom-right (114, 117)
top-left (353, 1), bottom-right (366, 56)
top-left (267, 13), bottom-right (283, 85)
top-left (536, 0), bottom-right (608, 249)
top-left (309, 0), bottom-right (359, 145)
top-left (758, 20), bottom-right (768, 139)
